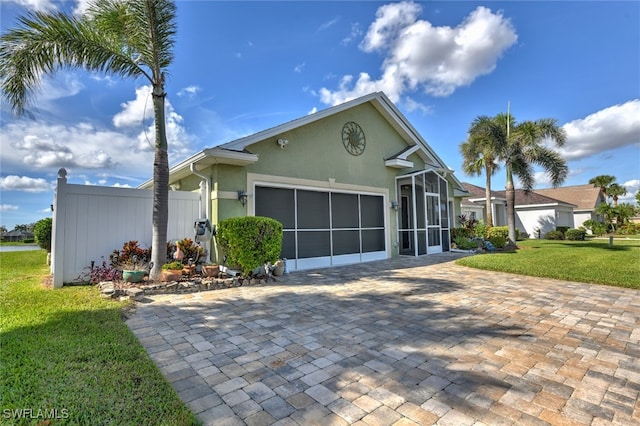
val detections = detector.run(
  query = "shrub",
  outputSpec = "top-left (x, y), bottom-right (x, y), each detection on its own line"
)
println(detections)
top-left (453, 236), bottom-right (476, 250)
top-left (456, 214), bottom-right (477, 230)
top-left (556, 226), bottom-right (570, 235)
top-left (168, 238), bottom-right (205, 264)
top-left (22, 238), bottom-right (35, 244)
top-left (618, 223), bottom-right (640, 235)
top-left (113, 240), bottom-right (150, 265)
top-left (33, 218), bottom-right (52, 252)
top-left (516, 231), bottom-right (529, 240)
top-left (487, 226), bottom-right (509, 240)
top-left (162, 261), bottom-right (184, 270)
top-left (216, 216), bottom-right (283, 277)
top-left (565, 229), bottom-right (586, 241)
top-left (473, 222), bottom-right (488, 239)
top-left (77, 257), bottom-right (121, 284)
top-left (582, 219), bottom-right (607, 236)
top-left (488, 235), bottom-right (507, 248)
top-left (451, 227), bottom-right (474, 241)
top-left (545, 230), bottom-right (565, 240)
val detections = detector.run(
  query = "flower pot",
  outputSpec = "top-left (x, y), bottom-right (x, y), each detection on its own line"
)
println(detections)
top-left (273, 260), bottom-right (285, 276)
top-left (202, 264), bottom-right (220, 278)
top-left (160, 270), bottom-right (182, 282)
top-left (122, 270), bottom-right (145, 283)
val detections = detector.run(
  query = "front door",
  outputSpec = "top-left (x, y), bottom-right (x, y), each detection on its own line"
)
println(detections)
top-left (426, 193), bottom-right (442, 254)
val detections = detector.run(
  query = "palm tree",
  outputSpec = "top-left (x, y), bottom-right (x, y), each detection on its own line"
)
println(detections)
top-left (0, 0), bottom-right (177, 280)
top-left (460, 116), bottom-right (504, 227)
top-left (501, 115), bottom-right (568, 246)
top-left (589, 175), bottom-right (616, 198)
top-left (607, 183), bottom-right (627, 207)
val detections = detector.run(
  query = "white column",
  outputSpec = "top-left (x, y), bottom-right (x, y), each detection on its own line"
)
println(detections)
top-left (51, 168), bottom-right (67, 288)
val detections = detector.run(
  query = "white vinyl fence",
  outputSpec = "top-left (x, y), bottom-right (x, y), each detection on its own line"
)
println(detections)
top-left (51, 169), bottom-right (201, 287)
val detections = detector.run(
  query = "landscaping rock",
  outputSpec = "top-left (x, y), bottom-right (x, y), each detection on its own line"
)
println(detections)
top-left (126, 287), bottom-right (144, 300)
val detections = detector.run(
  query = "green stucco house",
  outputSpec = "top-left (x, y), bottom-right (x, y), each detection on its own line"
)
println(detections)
top-left (140, 92), bottom-right (467, 271)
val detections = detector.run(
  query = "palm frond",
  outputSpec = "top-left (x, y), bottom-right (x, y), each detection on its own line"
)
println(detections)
top-left (0, 0), bottom-right (176, 116)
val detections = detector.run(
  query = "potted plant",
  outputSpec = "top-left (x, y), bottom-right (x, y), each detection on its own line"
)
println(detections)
top-left (161, 261), bottom-right (183, 282)
top-left (112, 254), bottom-right (148, 283)
top-left (201, 263), bottom-right (220, 278)
top-left (110, 241), bottom-right (150, 283)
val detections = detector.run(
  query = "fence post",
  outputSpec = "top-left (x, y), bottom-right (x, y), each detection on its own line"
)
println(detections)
top-left (51, 168), bottom-right (67, 288)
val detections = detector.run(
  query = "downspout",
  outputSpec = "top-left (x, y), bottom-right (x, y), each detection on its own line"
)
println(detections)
top-left (190, 163), bottom-right (211, 261)
top-left (190, 163), bottom-right (210, 219)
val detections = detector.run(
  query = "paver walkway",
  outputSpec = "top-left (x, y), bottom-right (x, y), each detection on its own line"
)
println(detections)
top-left (126, 254), bottom-right (640, 425)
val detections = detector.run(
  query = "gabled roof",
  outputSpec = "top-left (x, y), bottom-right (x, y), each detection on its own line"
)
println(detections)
top-left (533, 184), bottom-right (603, 211)
top-left (139, 91), bottom-right (465, 191)
top-left (461, 182), bottom-right (578, 209)
top-left (460, 182), bottom-right (505, 205)
top-left (495, 189), bottom-right (577, 208)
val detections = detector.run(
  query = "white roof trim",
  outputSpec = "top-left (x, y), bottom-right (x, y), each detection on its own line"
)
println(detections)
top-left (385, 158), bottom-right (414, 169)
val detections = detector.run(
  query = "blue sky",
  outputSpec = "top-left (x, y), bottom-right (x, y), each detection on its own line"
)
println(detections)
top-left (1, 0), bottom-right (639, 231)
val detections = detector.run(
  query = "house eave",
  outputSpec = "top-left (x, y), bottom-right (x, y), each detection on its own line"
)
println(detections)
top-left (385, 158), bottom-right (414, 169)
top-left (138, 148), bottom-right (259, 189)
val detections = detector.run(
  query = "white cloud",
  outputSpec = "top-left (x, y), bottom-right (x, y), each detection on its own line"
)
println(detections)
top-left (73, 0), bottom-right (93, 16)
top-left (620, 179), bottom-right (640, 204)
top-left (404, 96), bottom-right (433, 115)
top-left (341, 22), bottom-right (364, 46)
top-left (0, 204), bottom-right (20, 212)
top-left (112, 85), bottom-right (194, 160)
top-left (560, 99), bottom-right (640, 161)
top-left (6, 0), bottom-right (56, 11)
top-left (319, 17), bottom-right (340, 32)
top-left (113, 86), bottom-right (155, 128)
top-left (177, 85), bottom-right (201, 97)
top-left (294, 63), bottom-right (306, 73)
top-left (320, 3), bottom-right (517, 106)
top-left (0, 175), bottom-right (52, 193)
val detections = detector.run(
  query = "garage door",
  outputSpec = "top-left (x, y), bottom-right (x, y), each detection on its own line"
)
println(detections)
top-left (255, 186), bottom-right (386, 270)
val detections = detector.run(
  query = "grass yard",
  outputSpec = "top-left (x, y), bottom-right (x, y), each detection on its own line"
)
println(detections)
top-left (456, 238), bottom-right (640, 289)
top-left (0, 250), bottom-right (199, 425)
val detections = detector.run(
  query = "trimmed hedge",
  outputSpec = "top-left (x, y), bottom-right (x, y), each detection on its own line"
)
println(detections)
top-left (565, 229), bottom-right (586, 241)
top-left (545, 230), bottom-right (565, 240)
top-left (216, 216), bottom-right (283, 276)
top-left (488, 235), bottom-right (507, 248)
top-left (33, 218), bottom-right (52, 252)
top-left (487, 226), bottom-right (509, 240)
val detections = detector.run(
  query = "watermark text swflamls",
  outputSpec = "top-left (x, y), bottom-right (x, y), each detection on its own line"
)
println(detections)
top-left (2, 408), bottom-right (69, 420)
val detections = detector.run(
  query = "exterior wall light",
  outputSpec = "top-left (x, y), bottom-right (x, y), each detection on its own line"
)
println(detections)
top-left (238, 191), bottom-right (248, 206)
top-left (390, 201), bottom-right (399, 210)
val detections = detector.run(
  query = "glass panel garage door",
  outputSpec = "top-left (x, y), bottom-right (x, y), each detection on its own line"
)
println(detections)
top-left (255, 186), bottom-right (386, 270)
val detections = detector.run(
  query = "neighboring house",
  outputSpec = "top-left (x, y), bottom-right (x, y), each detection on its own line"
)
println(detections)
top-left (507, 190), bottom-right (576, 238)
top-left (460, 182), bottom-right (507, 226)
top-left (460, 182), bottom-right (580, 238)
top-left (140, 91), bottom-right (468, 271)
top-left (1, 230), bottom-right (34, 242)
top-left (532, 184), bottom-right (605, 229)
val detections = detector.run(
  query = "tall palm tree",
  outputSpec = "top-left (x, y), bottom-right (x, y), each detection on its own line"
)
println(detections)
top-left (0, 0), bottom-right (176, 280)
top-left (589, 175), bottom-right (616, 198)
top-left (606, 183), bottom-right (627, 207)
top-left (501, 115), bottom-right (568, 246)
top-left (460, 116), bottom-right (505, 227)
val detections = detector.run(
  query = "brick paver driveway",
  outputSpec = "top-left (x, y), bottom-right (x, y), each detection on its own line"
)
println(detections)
top-left (126, 254), bottom-right (640, 425)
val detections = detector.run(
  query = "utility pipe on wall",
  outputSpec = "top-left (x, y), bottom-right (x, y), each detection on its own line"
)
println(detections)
top-left (190, 163), bottom-right (212, 262)
top-left (190, 163), bottom-right (211, 220)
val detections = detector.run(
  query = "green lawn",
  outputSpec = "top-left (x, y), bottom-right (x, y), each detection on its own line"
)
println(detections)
top-left (0, 250), bottom-right (199, 425)
top-left (456, 238), bottom-right (640, 289)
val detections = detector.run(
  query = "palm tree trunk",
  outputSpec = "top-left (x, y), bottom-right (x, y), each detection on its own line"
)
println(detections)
top-left (484, 166), bottom-right (493, 227)
top-left (150, 85), bottom-right (169, 280)
top-left (505, 166), bottom-right (517, 247)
